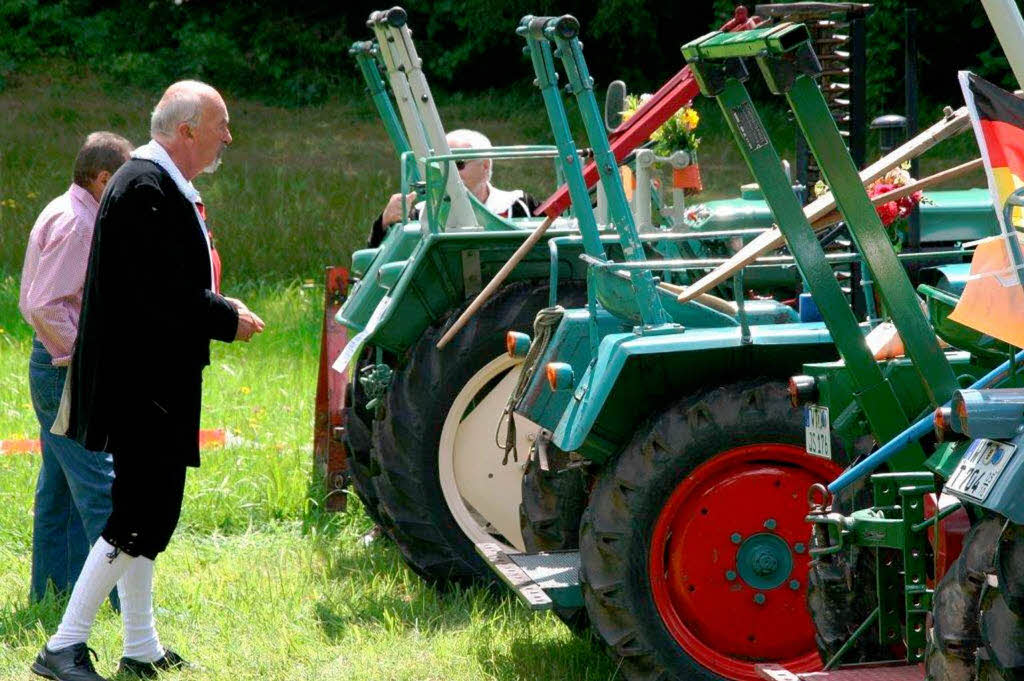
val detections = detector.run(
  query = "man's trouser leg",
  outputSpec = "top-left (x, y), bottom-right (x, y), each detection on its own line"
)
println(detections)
top-left (28, 339), bottom-right (118, 610)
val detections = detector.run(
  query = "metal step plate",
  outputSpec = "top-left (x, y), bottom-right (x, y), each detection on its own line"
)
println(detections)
top-left (756, 663), bottom-right (924, 681)
top-left (476, 543), bottom-right (582, 610)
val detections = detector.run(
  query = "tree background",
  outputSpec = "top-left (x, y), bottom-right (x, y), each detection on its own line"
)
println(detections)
top-left (0, 0), bottom-right (1018, 113)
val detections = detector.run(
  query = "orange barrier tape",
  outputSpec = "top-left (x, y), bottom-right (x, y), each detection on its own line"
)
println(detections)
top-left (2, 429), bottom-right (227, 456)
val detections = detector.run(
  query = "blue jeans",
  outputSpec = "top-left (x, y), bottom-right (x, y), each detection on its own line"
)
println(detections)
top-left (29, 339), bottom-right (118, 609)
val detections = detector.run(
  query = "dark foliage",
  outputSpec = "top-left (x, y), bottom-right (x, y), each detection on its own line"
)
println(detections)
top-left (0, 0), bottom-right (1019, 111)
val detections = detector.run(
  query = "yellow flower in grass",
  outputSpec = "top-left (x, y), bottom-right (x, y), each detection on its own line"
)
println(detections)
top-left (240, 385), bottom-right (252, 395)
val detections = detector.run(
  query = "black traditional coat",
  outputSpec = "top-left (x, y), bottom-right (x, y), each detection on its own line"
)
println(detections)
top-left (65, 158), bottom-right (238, 466)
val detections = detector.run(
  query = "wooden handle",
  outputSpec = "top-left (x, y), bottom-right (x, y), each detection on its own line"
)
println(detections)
top-left (809, 157), bottom-right (983, 229)
top-left (436, 214), bottom-right (556, 349)
top-left (676, 106), bottom-right (971, 303)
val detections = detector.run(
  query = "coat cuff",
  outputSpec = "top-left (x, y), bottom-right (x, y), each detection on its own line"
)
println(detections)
top-left (210, 293), bottom-right (240, 343)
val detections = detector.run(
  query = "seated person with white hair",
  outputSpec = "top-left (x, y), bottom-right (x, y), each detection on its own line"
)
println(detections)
top-left (368, 128), bottom-right (540, 247)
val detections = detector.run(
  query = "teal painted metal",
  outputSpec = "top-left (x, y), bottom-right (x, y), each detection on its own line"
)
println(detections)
top-left (541, 17), bottom-right (671, 328)
top-left (518, 23), bottom-right (605, 257)
top-left (735, 533), bottom-right (794, 590)
top-left (784, 75), bottom-right (958, 406)
top-left (548, 322), bottom-right (835, 457)
top-left (692, 68), bottom-right (923, 461)
top-left (349, 41), bottom-right (417, 177)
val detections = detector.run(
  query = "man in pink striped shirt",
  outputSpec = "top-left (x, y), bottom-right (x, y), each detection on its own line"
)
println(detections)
top-left (19, 131), bottom-right (132, 608)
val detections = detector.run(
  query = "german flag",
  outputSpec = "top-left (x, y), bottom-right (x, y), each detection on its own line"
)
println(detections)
top-left (947, 72), bottom-right (1024, 348)
top-left (964, 72), bottom-right (1024, 218)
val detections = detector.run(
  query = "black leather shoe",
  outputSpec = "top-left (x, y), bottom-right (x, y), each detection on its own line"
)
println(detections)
top-left (31, 643), bottom-right (108, 681)
top-left (116, 649), bottom-right (190, 678)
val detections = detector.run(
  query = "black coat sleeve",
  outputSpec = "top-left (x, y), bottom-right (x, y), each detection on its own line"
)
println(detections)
top-left (368, 212), bottom-right (387, 249)
top-left (103, 179), bottom-right (238, 358)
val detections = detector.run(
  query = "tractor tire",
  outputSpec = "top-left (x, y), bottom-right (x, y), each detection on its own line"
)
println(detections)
top-left (579, 380), bottom-right (851, 681)
top-left (372, 281), bottom-right (584, 587)
top-left (520, 448), bottom-right (588, 553)
top-left (924, 517), bottom-right (1003, 681)
top-left (345, 350), bottom-right (386, 528)
top-left (519, 448), bottom-right (590, 632)
top-left (806, 474), bottom-right (895, 665)
top-left (975, 520), bottom-right (1024, 681)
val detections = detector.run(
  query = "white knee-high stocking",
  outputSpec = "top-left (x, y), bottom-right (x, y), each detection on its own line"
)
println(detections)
top-left (117, 556), bottom-right (164, 662)
top-left (48, 537), bottom-right (133, 651)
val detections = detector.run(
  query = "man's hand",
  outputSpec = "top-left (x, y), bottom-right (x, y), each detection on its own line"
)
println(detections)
top-left (381, 192), bottom-right (417, 227)
top-left (227, 297), bottom-right (265, 342)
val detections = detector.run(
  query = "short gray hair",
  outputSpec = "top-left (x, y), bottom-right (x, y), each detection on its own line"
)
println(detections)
top-left (72, 132), bottom-right (132, 187)
top-left (447, 128), bottom-right (493, 181)
top-left (150, 80), bottom-right (214, 140)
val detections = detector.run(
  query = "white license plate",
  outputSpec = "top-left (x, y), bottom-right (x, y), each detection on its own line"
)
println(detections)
top-left (804, 405), bottom-right (832, 459)
top-left (945, 438), bottom-right (1016, 503)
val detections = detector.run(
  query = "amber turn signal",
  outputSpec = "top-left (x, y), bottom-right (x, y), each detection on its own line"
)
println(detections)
top-left (545, 362), bottom-right (574, 391)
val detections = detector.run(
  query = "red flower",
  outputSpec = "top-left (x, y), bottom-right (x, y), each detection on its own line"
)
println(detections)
top-left (876, 201), bottom-right (901, 227)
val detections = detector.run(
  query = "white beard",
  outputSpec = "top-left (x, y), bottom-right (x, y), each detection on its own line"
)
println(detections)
top-left (202, 146), bottom-right (225, 174)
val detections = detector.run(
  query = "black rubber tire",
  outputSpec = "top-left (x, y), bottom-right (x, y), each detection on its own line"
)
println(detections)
top-left (806, 468), bottom-right (896, 665)
top-left (371, 281), bottom-right (584, 587)
top-left (976, 520), bottom-right (1024, 681)
top-left (579, 380), bottom-right (855, 681)
top-left (924, 517), bottom-right (1003, 681)
top-left (520, 448), bottom-right (588, 553)
top-left (345, 349), bottom-right (387, 528)
top-left (519, 447), bottom-right (590, 632)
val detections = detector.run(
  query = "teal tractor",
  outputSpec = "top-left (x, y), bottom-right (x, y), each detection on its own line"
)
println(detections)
top-left (329, 7), bottom-right (810, 589)
top-left (470, 15), bottom-right (1005, 681)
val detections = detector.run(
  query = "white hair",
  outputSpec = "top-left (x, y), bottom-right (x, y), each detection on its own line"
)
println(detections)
top-left (447, 128), bottom-right (493, 182)
top-left (150, 80), bottom-right (215, 141)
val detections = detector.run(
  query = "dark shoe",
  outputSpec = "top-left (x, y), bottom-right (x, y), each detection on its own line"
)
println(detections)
top-left (31, 643), bottom-right (107, 681)
top-left (116, 649), bottom-right (190, 678)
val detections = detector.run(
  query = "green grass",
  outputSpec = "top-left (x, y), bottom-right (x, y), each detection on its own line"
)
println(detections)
top-left (0, 273), bottom-right (612, 680)
top-left (0, 59), bottom-right (991, 681)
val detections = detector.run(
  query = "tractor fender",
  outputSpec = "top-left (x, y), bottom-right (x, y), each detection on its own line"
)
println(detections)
top-left (549, 322), bottom-right (835, 458)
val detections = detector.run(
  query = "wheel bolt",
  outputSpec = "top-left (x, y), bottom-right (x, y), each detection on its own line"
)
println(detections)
top-left (789, 580), bottom-right (800, 590)
top-left (794, 543), bottom-right (806, 554)
top-left (754, 593), bottom-right (766, 605)
top-left (731, 533), bottom-right (742, 544)
top-left (725, 570), bottom-right (737, 581)
top-left (763, 518), bottom-right (777, 530)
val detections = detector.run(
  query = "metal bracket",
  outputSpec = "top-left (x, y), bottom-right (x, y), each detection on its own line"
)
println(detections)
top-left (461, 249), bottom-right (482, 297)
top-left (756, 42), bottom-right (823, 95)
top-left (688, 56), bottom-right (750, 97)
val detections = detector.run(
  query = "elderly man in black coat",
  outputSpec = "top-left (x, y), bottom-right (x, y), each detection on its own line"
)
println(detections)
top-left (32, 80), bottom-right (264, 681)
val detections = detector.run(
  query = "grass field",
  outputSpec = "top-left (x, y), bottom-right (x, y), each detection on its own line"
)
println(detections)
top-left (0, 57), bottom-right (990, 681)
top-left (0, 273), bottom-right (613, 681)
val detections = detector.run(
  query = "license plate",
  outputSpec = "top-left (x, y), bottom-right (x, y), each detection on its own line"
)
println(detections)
top-left (804, 405), bottom-right (832, 459)
top-left (945, 438), bottom-right (1016, 503)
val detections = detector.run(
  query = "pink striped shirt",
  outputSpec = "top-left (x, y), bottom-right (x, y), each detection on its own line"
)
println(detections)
top-left (19, 184), bottom-right (98, 366)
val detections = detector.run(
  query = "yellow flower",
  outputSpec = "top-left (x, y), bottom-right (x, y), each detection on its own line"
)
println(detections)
top-left (240, 385), bottom-right (252, 395)
top-left (682, 107), bottom-right (700, 132)
top-left (26, 191), bottom-right (38, 199)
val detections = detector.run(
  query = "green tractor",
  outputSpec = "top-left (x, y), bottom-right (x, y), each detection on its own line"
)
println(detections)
top-left (466, 12), bottom-right (1010, 681)
top-left (790, 2), bottom-right (1024, 675)
top-left (323, 6), bottom-right (804, 587)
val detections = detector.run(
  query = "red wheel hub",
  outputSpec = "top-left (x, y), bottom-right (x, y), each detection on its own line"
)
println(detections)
top-left (648, 443), bottom-right (843, 681)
